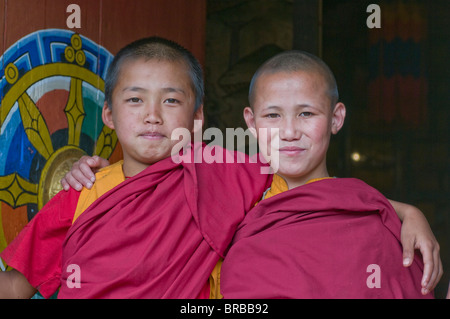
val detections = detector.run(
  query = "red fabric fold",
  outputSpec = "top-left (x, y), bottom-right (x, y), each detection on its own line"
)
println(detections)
top-left (221, 178), bottom-right (432, 299)
top-left (0, 188), bottom-right (79, 298)
top-left (59, 144), bottom-right (271, 298)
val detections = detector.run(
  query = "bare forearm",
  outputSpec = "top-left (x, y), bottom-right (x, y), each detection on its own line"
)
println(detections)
top-left (388, 199), bottom-right (427, 224)
top-left (0, 269), bottom-right (37, 299)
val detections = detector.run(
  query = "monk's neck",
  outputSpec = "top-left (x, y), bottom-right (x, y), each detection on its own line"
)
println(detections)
top-left (280, 172), bottom-right (331, 190)
top-left (122, 157), bottom-right (152, 178)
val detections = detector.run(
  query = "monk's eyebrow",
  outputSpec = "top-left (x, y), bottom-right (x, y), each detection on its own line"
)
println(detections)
top-left (264, 104), bottom-right (313, 110)
top-left (122, 86), bottom-right (147, 93)
top-left (121, 86), bottom-right (187, 95)
top-left (162, 87), bottom-right (186, 95)
top-left (264, 105), bottom-right (282, 110)
top-left (295, 104), bottom-right (314, 108)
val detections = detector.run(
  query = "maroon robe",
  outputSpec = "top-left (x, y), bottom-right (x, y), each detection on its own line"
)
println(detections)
top-left (221, 178), bottom-right (432, 299)
top-left (59, 144), bottom-right (271, 298)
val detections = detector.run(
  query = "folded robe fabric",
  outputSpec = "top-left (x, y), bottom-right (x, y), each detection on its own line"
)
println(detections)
top-left (221, 178), bottom-right (432, 299)
top-left (0, 188), bottom-right (79, 298)
top-left (59, 144), bottom-right (271, 298)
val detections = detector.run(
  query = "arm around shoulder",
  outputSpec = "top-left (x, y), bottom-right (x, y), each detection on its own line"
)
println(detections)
top-left (388, 199), bottom-right (443, 294)
top-left (61, 155), bottom-right (110, 191)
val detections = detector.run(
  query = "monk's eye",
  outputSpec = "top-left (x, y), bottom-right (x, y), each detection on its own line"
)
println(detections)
top-left (164, 98), bottom-right (180, 104)
top-left (127, 97), bottom-right (142, 103)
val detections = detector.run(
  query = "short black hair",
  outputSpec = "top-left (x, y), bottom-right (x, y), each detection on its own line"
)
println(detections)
top-left (104, 36), bottom-right (204, 111)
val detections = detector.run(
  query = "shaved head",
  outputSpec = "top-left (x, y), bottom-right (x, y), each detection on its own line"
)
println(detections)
top-left (248, 50), bottom-right (339, 108)
top-left (105, 36), bottom-right (204, 111)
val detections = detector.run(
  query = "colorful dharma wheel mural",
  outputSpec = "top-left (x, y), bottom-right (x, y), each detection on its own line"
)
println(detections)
top-left (0, 29), bottom-right (118, 261)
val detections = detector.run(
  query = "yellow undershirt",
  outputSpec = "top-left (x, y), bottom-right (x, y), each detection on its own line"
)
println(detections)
top-left (73, 160), bottom-right (125, 224)
top-left (262, 174), bottom-right (334, 200)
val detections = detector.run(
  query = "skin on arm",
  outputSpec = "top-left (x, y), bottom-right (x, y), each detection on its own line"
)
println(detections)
top-left (0, 269), bottom-right (37, 299)
top-left (388, 199), bottom-right (443, 295)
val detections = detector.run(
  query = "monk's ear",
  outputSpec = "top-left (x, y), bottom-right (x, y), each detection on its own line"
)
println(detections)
top-left (191, 105), bottom-right (204, 134)
top-left (331, 102), bottom-right (346, 135)
top-left (102, 102), bottom-right (115, 130)
top-left (243, 107), bottom-right (257, 138)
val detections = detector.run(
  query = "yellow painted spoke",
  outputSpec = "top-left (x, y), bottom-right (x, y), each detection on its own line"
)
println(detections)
top-left (1, 63), bottom-right (104, 128)
top-left (0, 173), bottom-right (38, 208)
top-left (18, 92), bottom-right (54, 160)
top-left (65, 78), bottom-right (85, 146)
top-left (95, 125), bottom-right (118, 159)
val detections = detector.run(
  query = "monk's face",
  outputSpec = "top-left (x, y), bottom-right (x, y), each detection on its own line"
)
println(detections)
top-left (244, 70), bottom-right (345, 189)
top-left (103, 58), bottom-right (203, 176)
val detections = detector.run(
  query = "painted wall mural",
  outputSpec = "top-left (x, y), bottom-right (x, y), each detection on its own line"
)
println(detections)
top-left (0, 29), bottom-right (117, 264)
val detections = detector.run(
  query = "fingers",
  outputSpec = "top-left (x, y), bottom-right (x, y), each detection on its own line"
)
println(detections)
top-left (79, 157), bottom-right (98, 183)
top-left (420, 258), bottom-right (432, 295)
top-left (401, 232), bottom-right (443, 296)
top-left (94, 155), bottom-right (110, 169)
top-left (400, 227), bottom-right (416, 268)
top-left (61, 176), bottom-right (71, 192)
top-left (419, 243), bottom-right (433, 295)
top-left (402, 239), bottom-right (415, 268)
top-left (423, 243), bottom-right (443, 294)
top-left (418, 241), bottom-right (442, 295)
top-left (61, 168), bottom-right (90, 192)
top-left (60, 155), bottom-right (107, 191)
